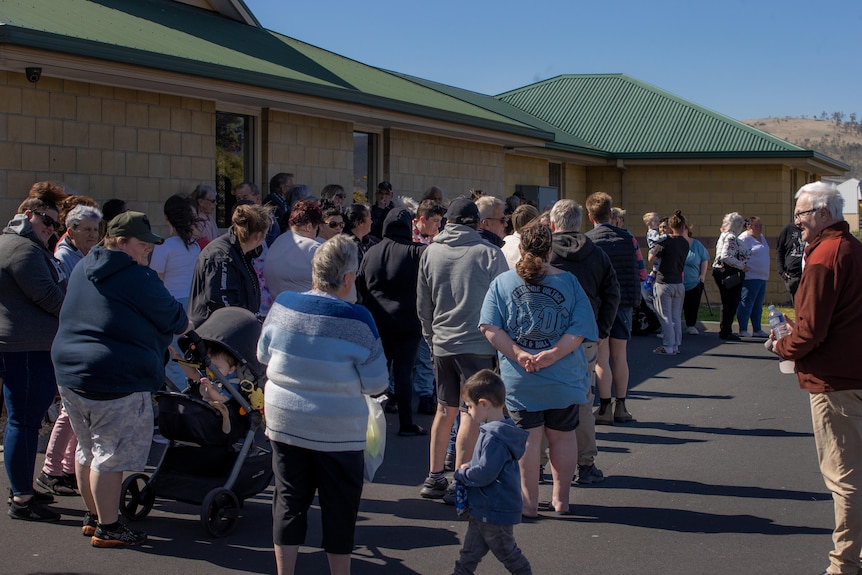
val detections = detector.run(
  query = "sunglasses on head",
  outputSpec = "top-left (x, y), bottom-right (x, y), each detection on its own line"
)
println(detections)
top-left (33, 211), bottom-right (61, 231)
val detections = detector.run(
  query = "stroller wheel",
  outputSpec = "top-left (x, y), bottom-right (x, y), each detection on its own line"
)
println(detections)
top-left (119, 473), bottom-right (155, 521)
top-left (201, 487), bottom-right (239, 537)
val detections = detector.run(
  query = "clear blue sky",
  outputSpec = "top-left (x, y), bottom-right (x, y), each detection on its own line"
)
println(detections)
top-left (244, 0), bottom-right (860, 121)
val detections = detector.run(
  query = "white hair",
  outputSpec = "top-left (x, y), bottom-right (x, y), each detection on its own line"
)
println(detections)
top-left (475, 195), bottom-right (504, 219)
top-left (550, 200), bottom-right (583, 233)
top-left (721, 212), bottom-right (745, 235)
top-left (796, 181), bottom-right (844, 221)
top-left (66, 205), bottom-right (103, 228)
top-left (312, 234), bottom-right (358, 292)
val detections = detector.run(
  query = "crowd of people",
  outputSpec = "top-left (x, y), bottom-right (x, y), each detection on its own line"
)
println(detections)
top-left (1, 176), bottom-right (859, 575)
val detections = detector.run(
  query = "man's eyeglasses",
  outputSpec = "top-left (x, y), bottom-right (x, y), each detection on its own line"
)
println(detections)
top-left (202, 197), bottom-right (216, 204)
top-left (794, 208), bottom-right (817, 220)
top-left (326, 221), bottom-right (345, 229)
top-left (34, 211), bottom-right (61, 231)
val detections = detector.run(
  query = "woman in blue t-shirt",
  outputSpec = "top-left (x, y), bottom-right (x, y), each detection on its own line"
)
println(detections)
top-left (479, 223), bottom-right (597, 517)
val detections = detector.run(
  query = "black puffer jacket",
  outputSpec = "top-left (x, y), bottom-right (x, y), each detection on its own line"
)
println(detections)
top-left (357, 208), bottom-right (426, 336)
top-left (586, 224), bottom-right (641, 308)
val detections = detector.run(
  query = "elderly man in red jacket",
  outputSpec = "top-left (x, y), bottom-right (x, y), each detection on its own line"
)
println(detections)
top-left (773, 181), bottom-right (862, 575)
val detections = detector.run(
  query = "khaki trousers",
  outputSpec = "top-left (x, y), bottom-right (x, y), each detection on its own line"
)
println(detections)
top-left (810, 390), bottom-right (862, 575)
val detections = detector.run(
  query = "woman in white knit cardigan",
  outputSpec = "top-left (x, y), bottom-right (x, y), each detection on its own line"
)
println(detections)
top-left (258, 234), bottom-right (388, 575)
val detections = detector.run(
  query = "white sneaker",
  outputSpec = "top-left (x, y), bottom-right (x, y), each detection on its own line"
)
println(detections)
top-left (686, 326), bottom-right (699, 335)
top-left (655, 332), bottom-right (663, 338)
top-left (738, 331), bottom-right (751, 337)
top-left (752, 330), bottom-right (769, 338)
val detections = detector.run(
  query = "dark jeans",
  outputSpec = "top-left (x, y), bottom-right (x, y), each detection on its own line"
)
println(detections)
top-left (785, 275), bottom-right (801, 306)
top-left (683, 282), bottom-right (704, 327)
top-left (1, 351), bottom-right (58, 497)
top-left (454, 517), bottom-right (532, 575)
top-left (381, 333), bottom-right (420, 429)
top-left (712, 268), bottom-right (744, 337)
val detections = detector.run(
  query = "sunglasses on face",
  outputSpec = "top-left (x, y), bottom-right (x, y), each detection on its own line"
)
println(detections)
top-left (33, 211), bottom-right (61, 231)
top-left (327, 220), bottom-right (345, 229)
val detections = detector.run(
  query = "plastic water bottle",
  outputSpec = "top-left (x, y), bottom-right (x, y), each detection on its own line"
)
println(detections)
top-left (767, 305), bottom-right (790, 340)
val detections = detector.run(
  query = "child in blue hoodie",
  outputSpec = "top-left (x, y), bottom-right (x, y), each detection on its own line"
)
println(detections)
top-left (452, 369), bottom-right (531, 575)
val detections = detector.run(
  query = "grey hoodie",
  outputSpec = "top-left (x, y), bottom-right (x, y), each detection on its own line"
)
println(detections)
top-left (417, 224), bottom-right (508, 356)
top-left (0, 214), bottom-right (66, 351)
top-left (550, 231), bottom-right (620, 339)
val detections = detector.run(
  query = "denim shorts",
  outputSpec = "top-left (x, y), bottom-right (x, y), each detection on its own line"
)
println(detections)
top-left (59, 388), bottom-right (153, 473)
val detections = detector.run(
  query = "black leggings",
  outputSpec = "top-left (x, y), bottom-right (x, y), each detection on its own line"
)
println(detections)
top-left (683, 282), bottom-right (704, 328)
top-left (712, 268), bottom-right (743, 337)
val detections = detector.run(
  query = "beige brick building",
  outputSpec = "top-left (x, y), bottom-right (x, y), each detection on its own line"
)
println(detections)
top-left (0, 0), bottom-right (847, 307)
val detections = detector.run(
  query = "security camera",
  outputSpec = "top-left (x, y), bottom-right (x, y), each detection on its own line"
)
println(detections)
top-left (25, 67), bottom-right (42, 83)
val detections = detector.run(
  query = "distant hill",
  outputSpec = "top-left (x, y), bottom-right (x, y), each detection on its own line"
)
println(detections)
top-left (743, 116), bottom-right (862, 179)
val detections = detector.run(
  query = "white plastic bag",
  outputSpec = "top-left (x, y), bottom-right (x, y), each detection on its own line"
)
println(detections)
top-left (364, 395), bottom-right (386, 482)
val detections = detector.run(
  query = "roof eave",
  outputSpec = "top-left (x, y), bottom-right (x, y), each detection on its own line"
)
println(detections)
top-left (612, 151), bottom-right (849, 176)
top-left (0, 26), bottom-right (554, 142)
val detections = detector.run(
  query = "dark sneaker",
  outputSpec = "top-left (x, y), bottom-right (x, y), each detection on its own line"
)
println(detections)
top-left (36, 471), bottom-right (77, 495)
top-left (443, 452), bottom-right (456, 472)
top-left (417, 396), bottom-right (436, 415)
top-left (7, 499), bottom-right (61, 522)
top-left (576, 464), bottom-right (605, 485)
top-left (442, 482), bottom-right (456, 505)
top-left (419, 475), bottom-right (449, 499)
top-left (63, 472), bottom-right (79, 491)
top-left (398, 424), bottom-right (427, 437)
top-left (7, 489), bottom-right (54, 506)
top-left (82, 511), bottom-right (98, 537)
top-left (91, 523), bottom-right (147, 548)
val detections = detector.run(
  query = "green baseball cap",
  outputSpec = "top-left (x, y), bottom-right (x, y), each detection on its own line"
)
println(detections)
top-left (106, 211), bottom-right (164, 244)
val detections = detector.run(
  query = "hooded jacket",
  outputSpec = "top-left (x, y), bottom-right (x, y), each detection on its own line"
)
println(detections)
top-left (417, 224), bottom-right (508, 356)
top-left (774, 221), bottom-right (862, 393)
top-left (0, 214), bottom-right (66, 352)
top-left (357, 208), bottom-right (426, 336)
top-left (54, 235), bottom-right (84, 279)
top-left (454, 418), bottom-right (528, 525)
top-left (550, 231), bottom-right (620, 339)
top-left (52, 245), bottom-right (188, 394)
top-left (188, 228), bottom-right (261, 327)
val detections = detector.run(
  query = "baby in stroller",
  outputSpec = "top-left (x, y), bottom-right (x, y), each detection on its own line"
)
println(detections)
top-left (121, 306), bottom-right (272, 537)
top-left (172, 308), bottom-right (265, 435)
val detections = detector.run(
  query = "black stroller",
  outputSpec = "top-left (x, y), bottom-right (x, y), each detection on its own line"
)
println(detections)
top-left (119, 307), bottom-right (272, 537)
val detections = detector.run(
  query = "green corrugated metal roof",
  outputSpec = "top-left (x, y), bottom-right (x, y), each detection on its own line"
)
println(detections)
top-left (390, 72), bottom-right (607, 157)
top-left (0, 0), bottom-right (549, 139)
top-left (497, 74), bottom-right (806, 155)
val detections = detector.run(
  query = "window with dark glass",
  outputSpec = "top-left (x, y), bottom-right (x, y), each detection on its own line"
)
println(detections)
top-left (216, 112), bottom-right (253, 227)
top-left (353, 132), bottom-right (377, 203)
top-left (549, 162), bottom-right (561, 189)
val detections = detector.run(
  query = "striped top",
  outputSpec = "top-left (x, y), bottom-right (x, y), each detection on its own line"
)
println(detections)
top-left (258, 289), bottom-right (388, 452)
